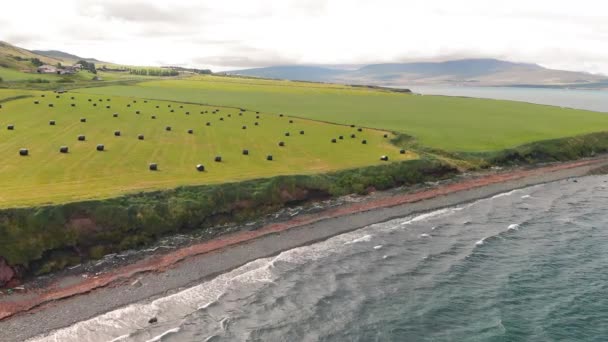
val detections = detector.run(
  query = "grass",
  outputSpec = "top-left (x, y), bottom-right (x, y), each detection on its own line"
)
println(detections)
top-left (75, 75), bottom-right (608, 152)
top-left (0, 91), bottom-right (410, 207)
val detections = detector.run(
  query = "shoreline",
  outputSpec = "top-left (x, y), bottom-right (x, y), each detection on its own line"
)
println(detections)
top-left (1, 157), bottom-right (608, 341)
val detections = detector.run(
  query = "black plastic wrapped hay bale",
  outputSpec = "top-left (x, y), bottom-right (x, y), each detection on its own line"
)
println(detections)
top-left (266, 155), bottom-right (273, 161)
top-left (114, 131), bottom-right (121, 137)
top-left (168, 104), bottom-right (171, 107)
top-left (151, 115), bottom-right (156, 119)
top-left (380, 155), bottom-right (389, 161)
top-left (200, 111), bottom-right (204, 114)
top-left (242, 125), bottom-right (247, 130)
top-left (166, 126), bottom-right (172, 131)
top-left (400, 149), bottom-right (406, 154)
top-left (156, 106), bottom-right (160, 109)
top-left (34, 101), bottom-right (39, 104)
top-left (7, 124), bottom-right (14, 130)
top-left (138, 134), bottom-right (145, 140)
top-left (96, 144), bottom-right (105, 151)
top-left (188, 129), bottom-right (194, 134)
top-left (350, 124), bottom-right (355, 128)
top-left (185, 112), bottom-right (190, 115)
top-left (136, 111), bottom-right (140, 114)
top-left (350, 134), bottom-right (356, 138)
top-left (357, 128), bottom-right (363, 132)
top-left (49, 104), bottom-right (54, 107)
top-left (289, 120), bottom-right (293, 123)
top-left (279, 114), bottom-right (284, 117)
top-left (19, 148), bottom-right (28, 156)
top-left (127, 104), bottom-right (131, 107)
top-left (144, 100), bottom-right (147, 103)
top-left (113, 113), bottom-right (119, 117)
top-left (255, 122), bottom-right (259, 126)
top-left (383, 134), bottom-right (388, 138)
top-left (196, 164), bottom-right (205, 172)
top-left (339, 135), bottom-right (344, 140)
top-left (41, 94), bottom-right (46, 97)
top-left (227, 114), bottom-right (231, 118)
top-left (93, 103), bottom-right (97, 107)
top-left (60, 146), bottom-right (69, 153)
top-left (80, 118), bottom-right (87, 123)
top-left (256, 111), bottom-right (260, 114)
top-left (71, 97), bottom-right (75, 100)
top-left (220, 117), bottom-right (224, 121)
top-left (214, 156), bottom-right (222, 162)
top-left (133, 100), bottom-right (137, 103)
top-left (71, 103), bottom-right (76, 107)
top-left (179, 105), bottom-right (183, 108)
top-left (361, 140), bottom-right (367, 144)
top-left (300, 130), bottom-right (304, 135)
top-left (106, 106), bottom-right (111, 109)
top-left (170, 109), bottom-right (175, 113)
top-left (239, 113), bottom-right (242, 116)
top-left (56, 95), bottom-right (60, 99)
top-left (242, 149), bottom-right (249, 155)
top-left (256, 115), bottom-right (260, 119)
top-left (149, 163), bottom-right (158, 171)
top-left (331, 138), bottom-right (337, 143)
top-left (278, 141), bottom-right (285, 147)
top-left (285, 132), bottom-right (290, 137)
top-left (49, 120), bottom-right (56, 126)
top-left (206, 122), bottom-right (211, 126)
top-left (78, 135), bottom-right (86, 141)
top-left (107, 99), bottom-right (111, 102)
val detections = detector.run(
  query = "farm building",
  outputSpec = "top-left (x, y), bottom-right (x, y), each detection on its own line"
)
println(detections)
top-left (37, 65), bottom-right (57, 74)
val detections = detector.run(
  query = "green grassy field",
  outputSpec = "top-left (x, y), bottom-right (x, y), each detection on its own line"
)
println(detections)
top-left (0, 91), bottom-right (410, 207)
top-left (75, 76), bottom-right (608, 152)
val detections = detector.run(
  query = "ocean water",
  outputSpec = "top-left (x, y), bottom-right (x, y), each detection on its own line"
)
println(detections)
top-left (401, 86), bottom-right (608, 113)
top-left (30, 175), bottom-right (608, 342)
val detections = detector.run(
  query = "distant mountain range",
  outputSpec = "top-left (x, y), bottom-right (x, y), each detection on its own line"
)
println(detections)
top-left (226, 59), bottom-right (608, 88)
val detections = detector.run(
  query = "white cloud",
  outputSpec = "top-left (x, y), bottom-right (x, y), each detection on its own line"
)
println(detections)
top-left (2, 0), bottom-right (608, 74)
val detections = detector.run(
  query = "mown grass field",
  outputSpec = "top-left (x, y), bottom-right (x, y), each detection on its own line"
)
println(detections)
top-left (0, 90), bottom-right (410, 207)
top-left (76, 76), bottom-right (608, 152)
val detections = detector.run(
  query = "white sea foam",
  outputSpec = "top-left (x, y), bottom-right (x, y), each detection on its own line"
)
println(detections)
top-left (491, 189), bottom-right (520, 199)
top-left (145, 327), bottom-right (181, 342)
top-left (521, 195), bottom-right (531, 199)
top-left (420, 233), bottom-right (431, 238)
top-left (475, 238), bottom-right (486, 246)
top-left (373, 245), bottom-right (383, 250)
top-left (344, 234), bottom-right (373, 245)
top-left (508, 224), bottom-right (520, 230)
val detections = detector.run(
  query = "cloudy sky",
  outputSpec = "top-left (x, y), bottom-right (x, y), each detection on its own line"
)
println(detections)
top-left (2, 0), bottom-right (607, 74)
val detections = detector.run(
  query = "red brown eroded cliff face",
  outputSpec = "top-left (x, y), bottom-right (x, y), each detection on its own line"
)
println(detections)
top-left (0, 258), bottom-right (16, 287)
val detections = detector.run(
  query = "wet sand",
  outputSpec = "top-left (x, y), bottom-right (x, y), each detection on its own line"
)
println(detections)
top-left (1, 157), bottom-right (608, 341)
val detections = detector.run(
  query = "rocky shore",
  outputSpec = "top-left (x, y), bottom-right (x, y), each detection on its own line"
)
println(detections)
top-left (1, 156), bottom-right (608, 341)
